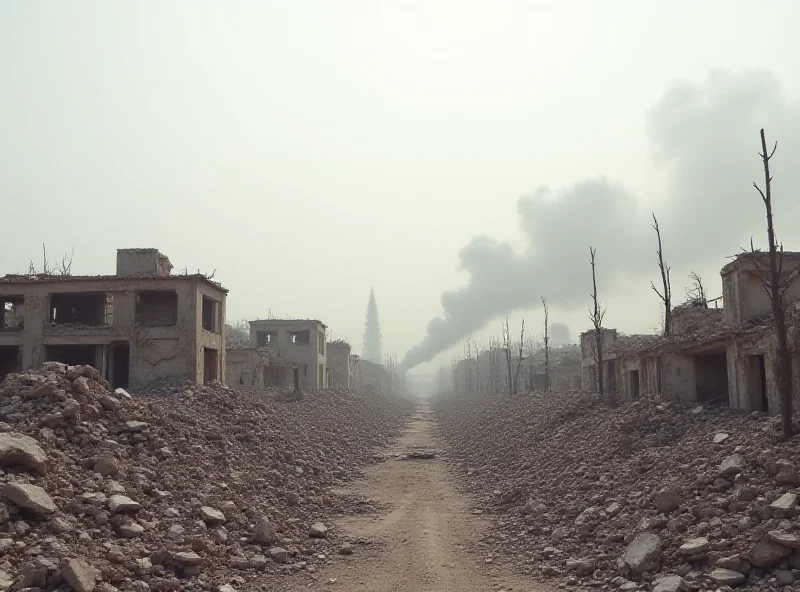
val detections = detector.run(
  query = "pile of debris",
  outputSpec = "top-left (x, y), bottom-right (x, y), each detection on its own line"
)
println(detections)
top-left (0, 363), bottom-right (411, 591)
top-left (435, 392), bottom-right (800, 590)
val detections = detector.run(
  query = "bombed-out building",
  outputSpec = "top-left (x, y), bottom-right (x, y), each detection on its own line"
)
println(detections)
top-left (0, 248), bottom-right (227, 389)
top-left (580, 252), bottom-right (800, 413)
top-left (249, 319), bottom-right (327, 389)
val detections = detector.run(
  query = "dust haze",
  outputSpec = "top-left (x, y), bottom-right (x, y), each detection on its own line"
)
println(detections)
top-left (401, 69), bottom-right (800, 370)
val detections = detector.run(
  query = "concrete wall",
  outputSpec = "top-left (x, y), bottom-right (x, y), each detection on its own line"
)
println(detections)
top-left (249, 320), bottom-right (327, 388)
top-left (226, 349), bottom-right (271, 389)
top-left (662, 353), bottom-right (697, 404)
top-left (327, 343), bottom-right (351, 388)
top-left (722, 258), bottom-right (800, 324)
top-left (0, 276), bottom-right (226, 390)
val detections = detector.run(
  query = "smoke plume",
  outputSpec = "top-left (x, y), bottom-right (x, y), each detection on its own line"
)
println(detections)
top-left (401, 69), bottom-right (800, 370)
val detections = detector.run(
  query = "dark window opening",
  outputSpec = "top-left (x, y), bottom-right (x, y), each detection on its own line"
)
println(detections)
top-left (203, 347), bottom-right (218, 384)
top-left (0, 346), bottom-right (21, 381)
top-left (1, 297), bottom-right (24, 331)
top-left (202, 296), bottom-right (218, 333)
top-left (289, 330), bottom-right (310, 344)
top-left (319, 332), bottom-right (325, 355)
top-left (136, 291), bottom-right (178, 327)
top-left (45, 345), bottom-right (97, 368)
top-left (108, 342), bottom-right (130, 389)
top-left (629, 369), bottom-right (640, 400)
top-left (49, 293), bottom-right (109, 326)
top-left (694, 350), bottom-right (729, 406)
top-left (747, 354), bottom-right (768, 412)
top-left (257, 331), bottom-right (277, 347)
top-left (319, 363), bottom-right (324, 387)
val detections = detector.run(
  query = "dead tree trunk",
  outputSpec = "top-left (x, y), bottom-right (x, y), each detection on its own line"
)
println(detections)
top-left (503, 318), bottom-right (513, 396)
top-left (513, 319), bottom-right (526, 395)
top-left (589, 247), bottom-right (607, 402)
top-left (650, 214), bottom-right (672, 335)
top-left (541, 297), bottom-right (550, 391)
top-left (753, 128), bottom-right (794, 440)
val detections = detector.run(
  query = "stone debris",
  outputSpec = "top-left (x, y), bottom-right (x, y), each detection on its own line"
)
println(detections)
top-left (436, 391), bottom-right (800, 589)
top-left (0, 364), bottom-right (412, 590)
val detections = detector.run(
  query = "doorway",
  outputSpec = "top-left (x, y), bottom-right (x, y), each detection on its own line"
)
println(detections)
top-left (203, 347), bottom-right (218, 384)
top-left (0, 346), bottom-right (20, 382)
top-left (629, 370), bottom-right (640, 400)
top-left (747, 354), bottom-right (768, 412)
top-left (108, 343), bottom-right (130, 389)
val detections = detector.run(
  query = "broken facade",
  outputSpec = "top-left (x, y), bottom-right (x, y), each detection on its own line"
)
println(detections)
top-left (326, 340), bottom-right (351, 389)
top-left (0, 248), bottom-right (227, 390)
top-left (580, 252), bottom-right (800, 413)
top-left (249, 319), bottom-right (327, 389)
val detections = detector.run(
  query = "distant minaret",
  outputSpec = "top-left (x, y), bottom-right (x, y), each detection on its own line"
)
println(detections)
top-left (362, 288), bottom-right (383, 364)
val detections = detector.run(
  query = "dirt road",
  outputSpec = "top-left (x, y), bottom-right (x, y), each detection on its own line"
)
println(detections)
top-left (282, 404), bottom-right (548, 592)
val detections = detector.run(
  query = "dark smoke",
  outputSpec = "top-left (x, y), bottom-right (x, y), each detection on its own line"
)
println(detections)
top-left (401, 69), bottom-right (800, 371)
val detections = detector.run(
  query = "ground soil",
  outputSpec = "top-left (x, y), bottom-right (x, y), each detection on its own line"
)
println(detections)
top-left (280, 404), bottom-right (550, 592)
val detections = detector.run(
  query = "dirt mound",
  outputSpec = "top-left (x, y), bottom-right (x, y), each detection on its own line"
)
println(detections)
top-left (0, 363), bottom-right (411, 591)
top-left (435, 392), bottom-right (800, 590)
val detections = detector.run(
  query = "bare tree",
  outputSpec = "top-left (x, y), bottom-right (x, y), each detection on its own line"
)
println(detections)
top-left (589, 247), bottom-right (608, 402)
top-left (751, 128), bottom-right (795, 440)
top-left (503, 317), bottom-right (513, 396)
top-left (541, 296), bottom-right (550, 392)
top-left (513, 319), bottom-right (526, 396)
top-left (686, 271), bottom-right (708, 308)
top-left (650, 214), bottom-right (672, 335)
top-left (28, 244), bottom-right (75, 276)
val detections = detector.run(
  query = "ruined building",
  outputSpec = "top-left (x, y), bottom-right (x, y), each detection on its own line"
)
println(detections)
top-left (326, 340), bottom-right (351, 389)
top-left (580, 251), bottom-right (800, 413)
top-left (362, 288), bottom-right (382, 364)
top-left (0, 248), bottom-right (227, 389)
top-left (248, 319), bottom-right (327, 389)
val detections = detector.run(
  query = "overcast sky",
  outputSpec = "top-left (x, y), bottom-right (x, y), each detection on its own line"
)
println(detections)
top-left (2, 1), bottom-right (800, 374)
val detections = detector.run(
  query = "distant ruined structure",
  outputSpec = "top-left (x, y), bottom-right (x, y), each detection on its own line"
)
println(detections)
top-left (362, 288), bottom-right (383, 365)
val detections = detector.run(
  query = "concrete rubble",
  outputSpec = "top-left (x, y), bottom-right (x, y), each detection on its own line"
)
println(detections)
top-left (436, 391), bottom-right (800, 590)
top-left (0, 363), bottom-right (412, 591)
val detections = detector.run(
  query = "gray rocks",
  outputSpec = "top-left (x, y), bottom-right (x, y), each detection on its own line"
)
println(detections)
top-left (0, 570), bottom-right (11, 591)
top-left (748, 539), bottom-right (792, 567)
top-left (0, 432), bottom-right (48, 474)
top-left (653, 487), bottom-right (681, 513)
top-left (108, 495), bottom-right (141, 513)
top-left (710, 568), bottom-right (746, 586)
top-left (253, 517), bottom-right (276, 545)
top-left (3, 481), bottom-right (56, 515)
top-left (339, 542), bottom-right (354, 555)
top-left (719, 454), bottom-right (745, 477)
top-left (619, 533), bottom-right (661, 576)
top-left (678, 537), bottom-right (709, 556)
top-left (269, 547), bottom-right (289, 563)
top-left (118, 521), bottom-right (144, 538)
top-left (309, 522), bottom-right (328, 538)
top-left (61, 558), bottom-right (96, 592)
top-left (767, 530), bottom-right (800, 549)
top-left (775, 570), bottom-right (795, 586)
top-left (93, 454), bottom-right (120, 477)
top-left (200, 506), bottom-right (226, 525)
top-left (713, 432), bottom-right (730, 444)
top-left (652, 575), bottom-right (689, 592)
top-left (769, 492), bottom-right (796, 513)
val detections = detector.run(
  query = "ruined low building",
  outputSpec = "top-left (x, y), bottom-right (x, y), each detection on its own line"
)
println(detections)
top-left (0, 248), bottom-right (227, 389)
top-left (358, 359), bottom-right (386, 395)
top-left (580, 252), bottom-right (800, 414)
top-left (326, 340), bottom-right (351, 389)
top-left (349, 353), bottom-right (360, 392)
top-left (225, 348), bottom-right (273, 389)
top-left (249, 319), bottom-right (327, 389)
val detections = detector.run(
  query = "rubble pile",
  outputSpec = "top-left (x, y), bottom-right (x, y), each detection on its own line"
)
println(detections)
top-left (435, 392), bottom-right (800, 590)
top-left (0, 363), bottom-right (411, 591)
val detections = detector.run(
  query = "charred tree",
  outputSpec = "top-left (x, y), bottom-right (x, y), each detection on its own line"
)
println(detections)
top-left (752, 128), bottom-right (794, 440)
top-left (542, 296), bottom-right (550, 392)
top-left (513, 319), bottom-right (526, 395)
top-left (589, 247), bottom-right (608, 402)
top-left (650, 214), bottom-right (672, 335)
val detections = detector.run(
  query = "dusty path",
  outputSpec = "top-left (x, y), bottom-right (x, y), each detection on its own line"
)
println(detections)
top-left (282, 404), bottom-right (549, 592)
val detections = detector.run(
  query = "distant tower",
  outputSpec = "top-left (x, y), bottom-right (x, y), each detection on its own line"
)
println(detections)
top-left (362, 288), bottom-right (383, 364)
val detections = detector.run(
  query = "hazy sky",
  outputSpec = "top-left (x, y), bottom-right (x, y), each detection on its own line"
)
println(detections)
top-left (3, 1), bottom-right (800, 373)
